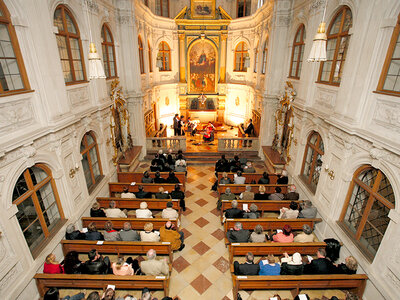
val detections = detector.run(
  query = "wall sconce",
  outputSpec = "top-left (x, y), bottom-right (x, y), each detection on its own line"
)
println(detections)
top-left (324, 165), bottom-right (335, 180)
top-left (69, 163), bottom-right (80, 179)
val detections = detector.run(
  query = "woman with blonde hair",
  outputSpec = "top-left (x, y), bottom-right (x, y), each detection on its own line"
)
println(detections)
top-left (332, 255), bottom-right (358, 274)
top-left (140, 222), bottom-right (160, 242)
top-left (43, 253), bottom-right (64, 274)
top-left (255, 185), bottom-right (269, 200)
top-left (111, 256), bottom-right (134, 276)
top-left (220, 172), bottom-right (232, 184)
top-left (90, 201), bottom-right (106, 217)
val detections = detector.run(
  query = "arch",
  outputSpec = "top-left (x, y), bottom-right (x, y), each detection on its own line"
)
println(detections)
top-left (234, 41), bottom-right (249, 72)
top-left (101, 23), bottom-right (117, 79)
top-left (138, 35), bottom-right (145, 74)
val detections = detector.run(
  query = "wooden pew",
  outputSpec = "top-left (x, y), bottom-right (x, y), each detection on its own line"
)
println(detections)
top-left (224, 218), bottom-right (322, 233)
top-left (109, 182), bottom-right (184, 197)
top-left (218, 184), bottom-right (289, 195)
top-left (220, 200), bottom-right (303, 223)
top-left (61, 240), bottom-right (173, 262)
top-left (97, 197), bottom-right (180, 212)
top-left (34, 273), bottom-right (170, 297)
top-left (217, 173), bottom-right (280, 184)
top-left (228, 242), bottom-right (326, 264)
top-left (82, 217), bottom-right (178, 231)
top-left (118, 172), bottom-right (186, 189)
top-left (232, 274), bottom-right (368, 300)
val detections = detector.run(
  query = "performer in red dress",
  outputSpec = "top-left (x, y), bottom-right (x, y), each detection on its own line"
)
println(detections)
top-left (203, 122), bottom-right (215, 142)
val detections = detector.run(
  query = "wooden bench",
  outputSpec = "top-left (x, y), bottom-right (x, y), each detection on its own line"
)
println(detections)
top-left (218, 184), bottom-right (289, 195)
top-left (97, 197), bottom-right (180, 212)
top-left (224, 218), bottom-right (321, 233)
top-left (228, 242), bottom-right (326, 264)
top-left (61, 240), bottom-right (173, 262)
top-left (220, 200), bottom-right (303, 223)
top-left (82, 217), bottom-right (178, 231)
top-left (109, 182), bottom-right (184, 197)
top-left (217, 173), bottom-right (280, 184)
top-left (232, 274), bottom-right (368, 299)
top-left (34, 273), bottom-right (170, 297)
top-left (118, 172), bottom-right (186, 189)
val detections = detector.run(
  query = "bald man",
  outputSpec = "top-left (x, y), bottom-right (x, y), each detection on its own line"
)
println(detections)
top-left (140, 249), bottom-right (169, 276)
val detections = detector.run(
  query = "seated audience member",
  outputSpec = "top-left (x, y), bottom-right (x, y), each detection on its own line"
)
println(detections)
top-left (332, 256), bottom-right (358, 274)
top-left (249, 224), bottom-right (267, 243)
top-left (258, 172), bottom-right (270, 184)
top-left (166, 171), bottom-right (180, 183)
top-left (43, 253), bottom-right (64, 274)
top-left (140, 222), bottom-right (160, 242)
top-left (243, 203), bottom-right (260, 219)
top-left (166, 149), bottom-right (175, 166)
top-left (277, 170), bottom-right (289, 184)
top-left (231, 160), bottom-right (243, 173)
top-left (104, 221), bottom-right (121, 241)
top-left (102, 288), bottom-right (116, 300)
top-left (171, 184), bottom-right (185, 211)
top-left (136, 202), bottom-right (153, 218)
top-left (120, 222), bottom-right (140, 241)
top-left (158, 150), bottom-right (167, 165)
top-left (284, 184), bottom-right (299, 200)
top-left (135, 185), bottom-right (152, 199)
top-left (86, 292), bottom-right (101, 300)
top-left (175, 160), bottom-right (186, 173)
top-left (227, 222), bottom-right (250, 243)
top-left (294, 294), bottom-right (310, 300)
top-left (175, 155), bottom-right (186, 167)
top-left (298, 200), bottom-right (318, 219)
top-left (121, 187), bottom-right (136, 199)
top-left (156, 187), bottom-right (170, 199)
top-left (303, 248), bottom-right (333, 274)
top-left (220, 172), bottom-right (232, 184)
top-left (112, 256), bottom-right (134, 276)
top-left (142, 171), bottom-right (154, 183)
top-left (162, 201), bottom-right (179, 219)
top-left (90, 201), bottom-right (107, 217)
top-left (278, 201), bottom-right (299, 219)
top-left (280, 252), bottom-right (304, 275)
top-left (268, 295), bottom-right (282, 300)
top-left (43, 287), bottom-right (84, 300)
top-left (233, 170), bottom-right (246, 184)
top-left (259, 255), bottom-right (281, 275)
top-left (239, 154), bottom-right (248, 167)
top-left (160, 221), bottom-right (185, 251)
top-left (105, 200), bottom-right (127, 218)
top-left (154, 171), bottom-right (166, 183)
top-left (272, 224), bottom-right (294, 243)
top-left (152, 154), bottom-right (164, 169)
top-left (65, 224), bottom-right (86, 240)
top-left (215, 155), bottom-right (229, 173)
top-left (229, 155), bottom-right (240, 170)
top-left (82, 249), bottom-right (110, 274)
top-left (233, 252), bottom-right (260, 275)
top-left (294, 224), bottom-right (318, 243)
top-left (240, 185), bottom-right (255, 200)
top-left (268, 187), bottom-right (284, 200)
top-left (63, 251), bottom-right (83, 274)
top-left (217, 187), bottom-right (236, 210)
top-left (85, 222), bottom-right (104, 241)
top-left (345, 291), bottom-right (360, 300)
top-left (140, 249), bottom-right (169, 276)
top-left (254, 185), bottom-right (269, 200)
top-left (243, 161), bottom-right (256, 173)
top-left (175, 150), bottom-right (186, 161)
top-left (224, 200), bottom-right (243, 218)
top-left (150, 161), bottom-right (162, 172)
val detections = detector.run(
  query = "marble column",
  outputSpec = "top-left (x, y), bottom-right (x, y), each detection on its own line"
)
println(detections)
top-left (178, 33), bottom-right (186, 83)
top-left (220, 33), bottom-right (228, 83)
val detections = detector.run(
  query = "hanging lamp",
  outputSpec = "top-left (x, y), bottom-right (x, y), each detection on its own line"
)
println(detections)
top-left (307, 1), bottom-right (328, 62)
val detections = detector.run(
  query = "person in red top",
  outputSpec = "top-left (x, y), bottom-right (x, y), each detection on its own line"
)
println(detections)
top-left (43, 253), bottom-right (64, 274)
top-left (272, 224), bottom-right (294, 243)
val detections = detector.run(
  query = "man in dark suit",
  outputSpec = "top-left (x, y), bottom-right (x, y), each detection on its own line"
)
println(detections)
top-left (82, 249), bottom-right (110, 274)
top-left (227, 222), bottom-right (250, 243)
top-left (173, 114), bottom-right (179, 136)
top-left (224, 200), bottom-right (243, 218)
top-left (244, 119), bottom-right (254, 136)
top-left (303, 248), bottom-right (333, 274)
top-left (284, 184), bottom-right (300, 200)
top-left (136, 185), bottom-right (152, 199)
top-left (233, 252), bottom-right (260, 275)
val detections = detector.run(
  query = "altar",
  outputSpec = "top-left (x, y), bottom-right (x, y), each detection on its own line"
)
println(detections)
top-left (188, 109), bottom-right (217, 123)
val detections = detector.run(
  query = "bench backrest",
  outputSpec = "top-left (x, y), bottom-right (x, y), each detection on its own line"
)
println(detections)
top-left (224, 218), bottom-right (322, 232)
top-left (97, 197), bottom-right (180, 211)
top-left (109, 182), bottom-right (184, 197)
top-left (118, 172), bottom-right (186, 188)
top-left (218, 173), bottom-right (279, 184)
top-left (218, 184), bottom-right (289, 195)
top-left (81, 217), bottom-right (177, 231)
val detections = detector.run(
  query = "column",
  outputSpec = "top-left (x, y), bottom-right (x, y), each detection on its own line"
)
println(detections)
top-left (179, 33), bottom-right (186, 83)
top-left (220, 33), bottom-right (227, 83)
top-left (127, 94), bottom-right (147, 159)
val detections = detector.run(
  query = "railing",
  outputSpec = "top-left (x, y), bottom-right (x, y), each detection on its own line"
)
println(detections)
top-left (146, 136), bottom-right (186, 151)
top-left (218, 137), bottom-right (259, 151)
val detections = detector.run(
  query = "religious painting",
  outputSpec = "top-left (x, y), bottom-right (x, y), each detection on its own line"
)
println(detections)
top-left (188, 40), bottom-right (217, 93)
top-left (191, 0), bottom-right (216, 19)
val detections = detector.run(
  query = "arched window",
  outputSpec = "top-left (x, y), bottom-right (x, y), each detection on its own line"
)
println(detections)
top-left (254, 42), bottom-right (259, 73)
top-left (12, 164), bottom-right (64, 256)
top-left (81, 131), bottom-right (103, 192)
top-left (0, 0), bottom-right (30, 94)
top-left (101, 24), bottom-right (117, 79)
top-left (339, 166), bottom-right (395, 260)
top-left (317, 6), bottom-right (352, 85)
top-left (300, 131), bottom-right (324, 192)
top-left (148, 41), bottom-right (153, 73)
top-left (237, 0), bottom-right (251, 18)
top-left (234, 42), bottom-right (249, 72)
top-left (156, 0), bottom-right (169, 18)
top-left (262, 38), bottom-right (268, 74)
top-left (54, 5), bottom-right (86, 84)
top-left (138, 36), bottom-right (145, 74)
top-left (377, 13), bottom-right (400, 96)
top-left (289, 24), bottom-right (306, 79)
top-left (158, 41), bottom-right (171, 71)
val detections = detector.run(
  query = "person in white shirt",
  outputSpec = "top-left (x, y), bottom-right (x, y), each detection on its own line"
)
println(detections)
top-left (161, 201), bottom-right (179, 219)
top-left (140, 222), bottom-right (160, 242)
top-left (234, 171), bottom-right (246, 184)
top-left (105, 200), bottom-right (127, 218)
top-left (121, 187), bottom-right (135, 199)
top-left (135, 202), bottom-right (153, 218)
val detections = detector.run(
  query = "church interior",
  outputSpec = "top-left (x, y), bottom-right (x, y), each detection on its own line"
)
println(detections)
top-left (0, 0), bottom-right (399, 299)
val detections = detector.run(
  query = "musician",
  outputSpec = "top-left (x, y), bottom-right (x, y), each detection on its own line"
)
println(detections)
top-left (178, 115), bottom-right (185, 136)
top-left (203, 121), bottom-right (215, 142)
top-left (244, 119), bottom-right (254, 136)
